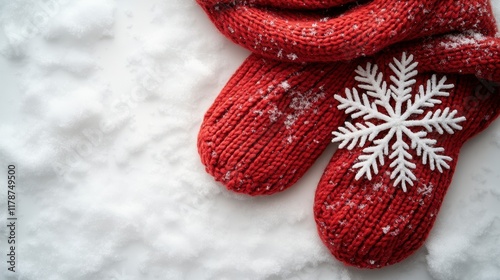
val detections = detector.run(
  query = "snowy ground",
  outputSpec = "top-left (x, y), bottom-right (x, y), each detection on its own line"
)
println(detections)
top-left (0, 1), bottom-right (499, 279)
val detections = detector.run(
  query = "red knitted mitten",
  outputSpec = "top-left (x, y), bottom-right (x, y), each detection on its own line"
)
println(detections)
top-left (314, 36), bottom-right (500, 268)
top-left (198, 35), bottom-right (500, 196)
top-left (196, 0), bottom-right (497, 62)
top-left (198, 55), bottom-right (358, 195)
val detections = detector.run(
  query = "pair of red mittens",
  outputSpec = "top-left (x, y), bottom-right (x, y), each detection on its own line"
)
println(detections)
top-left (196, 0), bottom-right (500, 269)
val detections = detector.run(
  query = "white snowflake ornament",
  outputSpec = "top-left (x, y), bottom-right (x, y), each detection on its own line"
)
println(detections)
top-left (332, 53), bottom-right (466, 192)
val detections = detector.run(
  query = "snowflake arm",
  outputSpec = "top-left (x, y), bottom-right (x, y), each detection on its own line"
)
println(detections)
top-left (332, 122), bottom-right (393, 149)
top-left (402, 127), bottom-right (452, 172)
top-left (388, 53), bottom-right (418, 116)
top-left (334, 88), bottom-right (392, 122)
top-left (402, 75), bottom-right (455, 119)
top-left (354, 63), bottom-right (395, 116)
top-left (389, 129), bottom-right (417, 192)
top-left (404, 108), bottom-right (466, 134)
top-left (352, 127), bottom-right (396, 181)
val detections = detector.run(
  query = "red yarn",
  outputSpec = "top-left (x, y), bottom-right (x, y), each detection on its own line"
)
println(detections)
top-left (314, 67), bottom-right (500, 269)
top-left (198, 55), bottom-right (356, 195)
top-left (198, 35), bottom-right (500, 197)
top-left (197, 0), bottom-right (498, 62)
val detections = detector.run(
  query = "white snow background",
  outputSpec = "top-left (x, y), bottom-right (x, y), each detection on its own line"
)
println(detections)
top-left (0, 1), bottom-right (499, 279)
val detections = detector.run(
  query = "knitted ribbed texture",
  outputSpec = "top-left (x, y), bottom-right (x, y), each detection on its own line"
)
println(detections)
top-left (197, 0), bottom-right (497, 62)
top-left (314, 66), bottom-right (500, 269)
top-left (198, 55), bottom-right (356, 195)
top-left (198, 35), bottom-right (500, 196)
top-left (200, 0), bottom-right (357, 9)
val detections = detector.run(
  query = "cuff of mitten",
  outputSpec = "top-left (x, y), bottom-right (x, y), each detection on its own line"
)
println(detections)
top-left (197, 0), bottom-right (498, 62)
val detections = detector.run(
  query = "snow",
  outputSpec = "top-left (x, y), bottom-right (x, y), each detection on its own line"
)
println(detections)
top-left (439, 31), bottom-right (487, 49)
top-left (0, 0), bottom-right (499, 279)
top-left (382, 225), bottom-right (391, 235)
